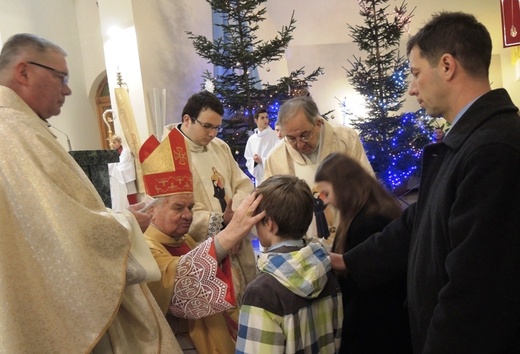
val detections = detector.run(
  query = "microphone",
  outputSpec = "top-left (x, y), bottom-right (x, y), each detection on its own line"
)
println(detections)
top-left (49, 124), bottom-right (73, 151)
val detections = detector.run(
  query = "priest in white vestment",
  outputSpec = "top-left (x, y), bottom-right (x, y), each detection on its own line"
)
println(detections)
top-left (164, 91), bottom-right (257, 289)
top-left (244, 108), bottom-right (278, 186)
top-left (264, 96), bottom-right (374, 247)
top-left (108, 134), bottom-right (138, 211)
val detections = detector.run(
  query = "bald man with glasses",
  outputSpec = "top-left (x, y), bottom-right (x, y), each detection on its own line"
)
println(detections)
top-left (164, 90), bottom-right (257, 293)
top-left (264, 96), bottom-right (373, 242)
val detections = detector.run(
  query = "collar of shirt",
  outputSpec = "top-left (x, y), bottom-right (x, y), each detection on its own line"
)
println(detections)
top-left (266, 239), bottom-right (305, 252)
top-left (446, 95), bottom-right (482, 136)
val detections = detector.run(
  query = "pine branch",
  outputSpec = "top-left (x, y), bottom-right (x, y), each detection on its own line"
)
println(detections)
top-left (344, 0), bottom-right (432, 189)
top-left (187, 0), bottom-right (323, 168)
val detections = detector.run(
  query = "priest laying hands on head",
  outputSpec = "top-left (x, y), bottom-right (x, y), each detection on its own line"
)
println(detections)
top-left (140, 128), bottom-right (264, 354)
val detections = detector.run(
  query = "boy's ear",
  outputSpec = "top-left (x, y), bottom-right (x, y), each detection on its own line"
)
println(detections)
top-left (265, 216), bottom-right (279, 235)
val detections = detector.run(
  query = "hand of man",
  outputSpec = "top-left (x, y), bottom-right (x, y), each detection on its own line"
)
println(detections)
top-left (215, 193), bottom-right (266, 252)
top-left (329, 252), bottom-right (347, 272)
top-left (128, 202), bottom-right (152, 232)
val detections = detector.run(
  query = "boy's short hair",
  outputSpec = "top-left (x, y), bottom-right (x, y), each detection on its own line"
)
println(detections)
top-left (254, 175), bottom-right (313, 239)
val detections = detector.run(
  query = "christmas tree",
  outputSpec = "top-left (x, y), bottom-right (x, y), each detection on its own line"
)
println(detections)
top-left (343, 0), bottom-right (431, 190)
top-left (187, 0), bottom-right (323, 168)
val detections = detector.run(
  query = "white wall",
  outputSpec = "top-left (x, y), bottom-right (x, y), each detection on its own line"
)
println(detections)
top-left (74, 0), bottom-right (106, 98)
top-left (94, 0), bottom-right (212, 144)
top-left (132, 0), bottom-right (213, 130)
top-left (0, 0), bottom-right (101, 150)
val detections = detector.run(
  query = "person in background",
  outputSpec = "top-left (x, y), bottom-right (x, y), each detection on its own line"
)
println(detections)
top-left (140, 128), bottom-right (265, 354)
top-left (315, 152), bottom-right (412, 354)
top-left (244, 108), bottom-right (278, 186)
top-left (330, 12), bottom-right (520, 353)
top-left (432, 127), bottom-right (445, 143)
top-left (164, 91), bottom-right (257, 295)
top-left (236, 175), bottom-right (343, 354)
top-left (274, 121), bottom-right (284, 141)
top-left (108, 134), bottom-right (138, 211)
top-left (264, 96), bottom-right (373, 244)
top-left (0, 33), bottom-right (181, 353)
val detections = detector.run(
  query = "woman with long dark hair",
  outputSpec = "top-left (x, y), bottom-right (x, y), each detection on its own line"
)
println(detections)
top-left (315, 152), bottom-right (412, 354)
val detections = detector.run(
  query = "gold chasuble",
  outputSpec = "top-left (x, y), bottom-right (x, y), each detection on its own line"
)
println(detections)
top-left (0, 86), bottom-right (180, 353)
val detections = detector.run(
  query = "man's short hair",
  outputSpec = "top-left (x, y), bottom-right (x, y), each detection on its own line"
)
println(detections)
top-left (277, 96), bottom-right (320, 127)
top-left (110, 135), bottom-right (122, 144)
top-left (406, 12), bottom-right (491, 78)
top-left (254, 175), bottom-right (313, 239)
top-left (254, 108), bottom-right (267, 120)
top-left (181, 91), bottom-right (224, 120)
top-left (0, 33), bottom-right (66, 71)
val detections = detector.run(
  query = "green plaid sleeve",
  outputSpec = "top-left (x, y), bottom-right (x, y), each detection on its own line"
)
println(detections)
top-left (236, 304), bottom-right (285, 354)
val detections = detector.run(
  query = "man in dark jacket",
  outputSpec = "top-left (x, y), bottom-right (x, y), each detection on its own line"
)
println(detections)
top-left (330, 11), bottom-right (520, 354)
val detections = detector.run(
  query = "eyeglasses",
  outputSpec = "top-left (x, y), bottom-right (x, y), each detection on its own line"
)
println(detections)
top-left (27, 61), bottom-right (69, 86)
top-left (192, 117), bottom-right (223, 132)
top-left (284, 126), bottom-right (315, 145)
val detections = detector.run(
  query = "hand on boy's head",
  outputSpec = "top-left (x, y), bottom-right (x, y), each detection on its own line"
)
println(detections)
top-left (225, 193), bottom-right (265, 233)
top-left (236, 192), bottom-right (265, 220)
top-left (215, 193), bottom-right (265, 252)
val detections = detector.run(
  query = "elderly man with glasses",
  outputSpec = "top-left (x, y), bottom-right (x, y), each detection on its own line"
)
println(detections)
top-left (264, 96), bottom-right (373, 243)
top-left (0, 33), bottom-right (182, 353)
top-left (164, 90), bottom-right (257, 293)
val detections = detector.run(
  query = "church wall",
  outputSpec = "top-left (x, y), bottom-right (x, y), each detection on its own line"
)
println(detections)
top-left (0, 0), bottom-right (101, 151)
top-left (132, 0), bottom-right (213, 130)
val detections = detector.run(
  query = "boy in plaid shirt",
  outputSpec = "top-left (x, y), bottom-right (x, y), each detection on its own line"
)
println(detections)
top-left (236, 175), bottom-right (343, 353)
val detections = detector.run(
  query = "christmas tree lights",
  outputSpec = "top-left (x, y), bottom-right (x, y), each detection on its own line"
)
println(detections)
top-left (343, 0), bottom-right (432, 190)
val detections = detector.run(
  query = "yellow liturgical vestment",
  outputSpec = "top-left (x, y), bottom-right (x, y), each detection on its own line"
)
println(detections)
top-left (0, 86), bottom-right (181, 353)
top-left (145, 224), bottom-right (239, 354)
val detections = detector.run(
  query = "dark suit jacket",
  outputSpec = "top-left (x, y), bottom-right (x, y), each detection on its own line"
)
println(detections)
top-left (345, 89), bottom-right (520, 353)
